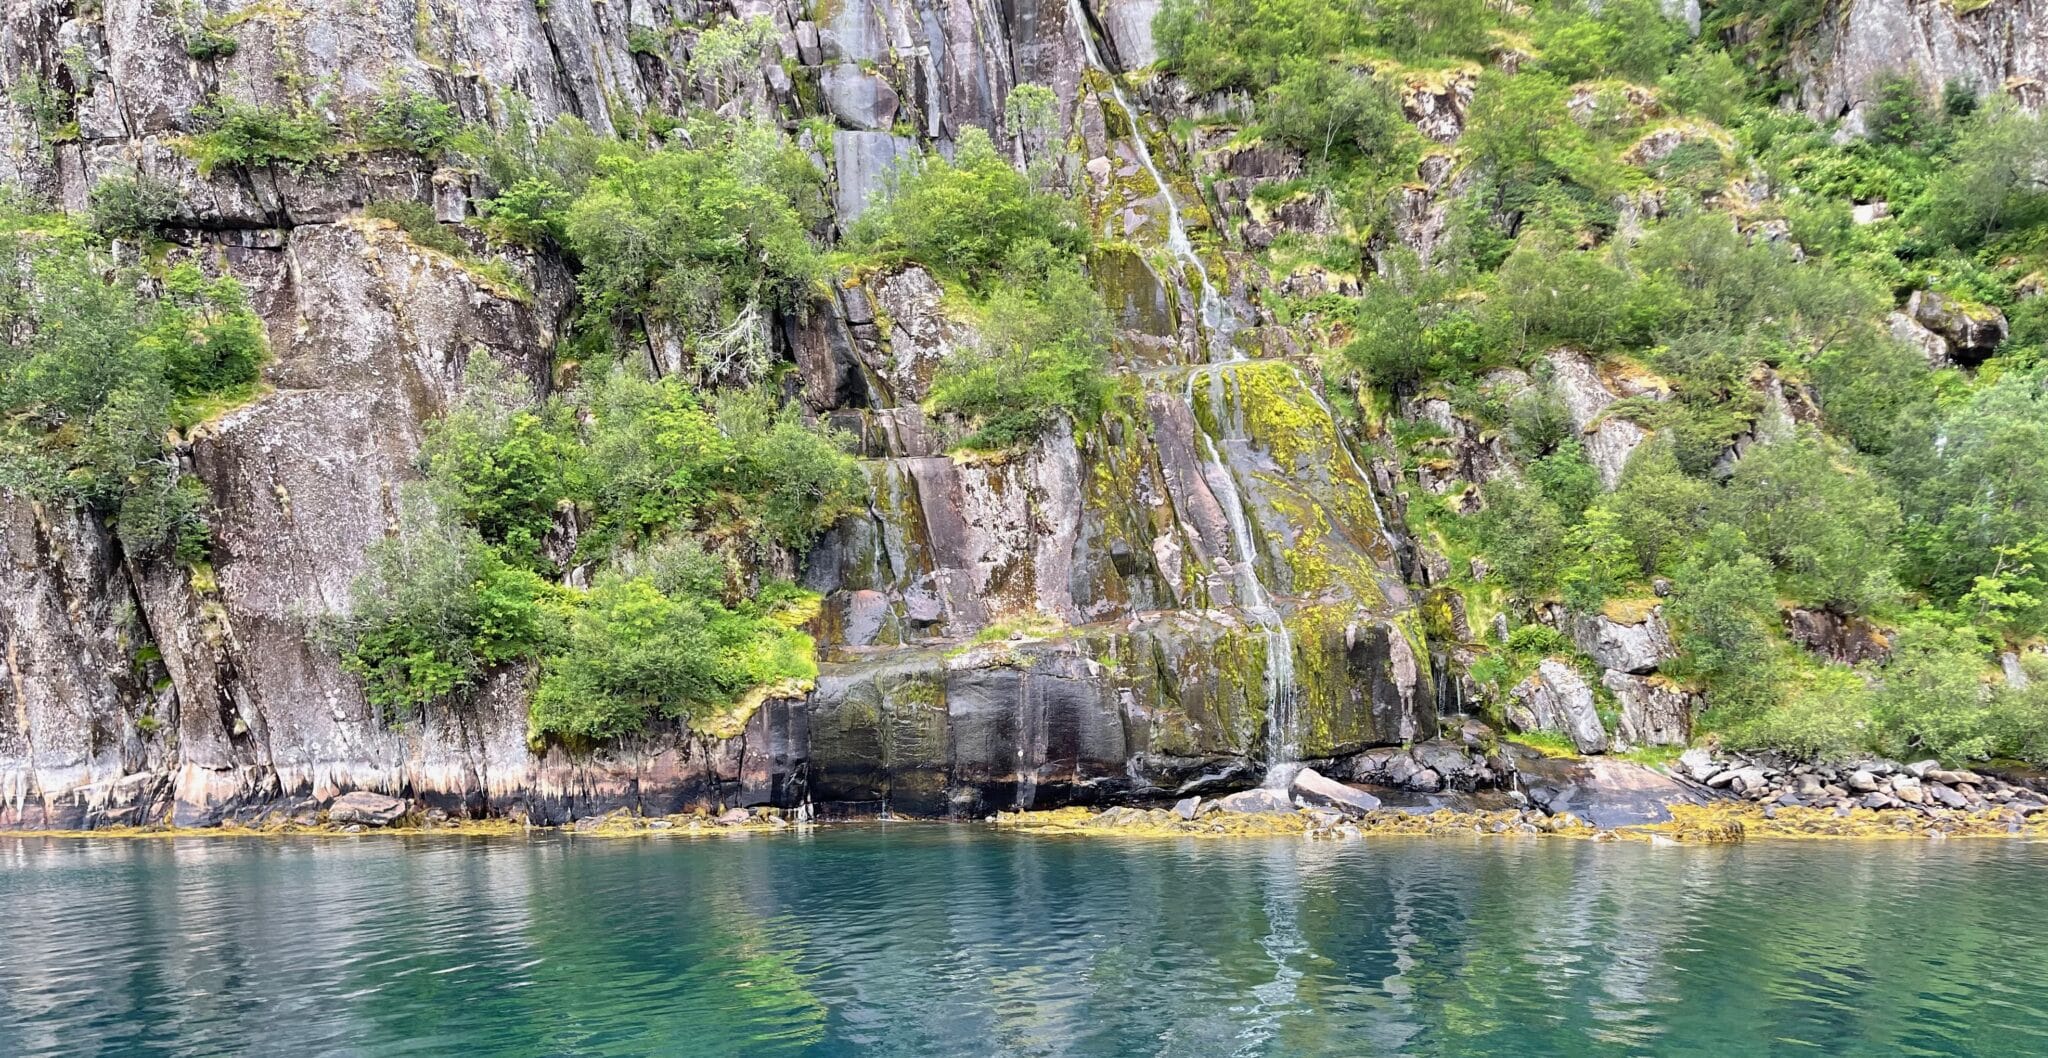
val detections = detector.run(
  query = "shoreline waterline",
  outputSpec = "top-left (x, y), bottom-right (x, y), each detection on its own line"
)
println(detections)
top-left (8, 802), bottom-right (2047, 843)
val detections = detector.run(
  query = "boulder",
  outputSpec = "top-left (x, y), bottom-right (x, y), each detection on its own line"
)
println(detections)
top-left (1172, 796), bottom-right (1202, 820)
top-left (1289, 768), bottom-right (1382, 817)
top-left (1544, 349), bottom-right (1658, 488)
top-left (1783, 608), bottom-right (1892, 665)
top-left (1926, 782), bottom-right (1970, 810)
top-left (1507, 659), bottom-right (1608, 754)
top-left (1906, 290), bottom-right (2008, 366)
top-left (1573, 607), bottom-right (1676, 674)
top-left (328, 791), bottom-right (410, 827)
top-left (1892, 776), bottom-right (1925, 804)
top-left (1603, 671), bottom-right (1696, 748)
top-left (1514, 754), bottom-right (1712, 827)
top-left (1889, 310), bottom-right (1953, 366)
top-left (1215, 788), bottom-right (1294, 814)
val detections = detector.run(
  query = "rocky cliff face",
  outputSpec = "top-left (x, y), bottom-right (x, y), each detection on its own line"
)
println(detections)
top-left (1779, 0), bottom-right (2046, 129)
top-left (0, 0), bottom-right (1448, 827)
top-left (3, 0), bottom-right (2029, 829)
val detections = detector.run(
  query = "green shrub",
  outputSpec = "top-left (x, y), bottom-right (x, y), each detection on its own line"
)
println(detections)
top-left (1665, 543), bottom-right (1783, 716)
top-left (1532, 0), bottom-right (1683, 83)
top-left (1715, 664), bottom-right (1870, 760)
top-left (1258, 61), bottom-right (1408, 166)
top-left (527, 573), bottom-right (817, 743)
top-left (357, 88), bottom-right (461, 154)
top-left (0, 224), bottom-right (264, 559)
top-left (1869, 622), bottom-right (1998, 761)
top-left (364, 200), bottom-right (470, 258)
top-left (1472, 478), bottom-right (1571, 597)
top-left (421, 360), bottom-right (571, 569)
top-left (1718, 434), bottom-right (1901, 614)
top-left (849, 127), bottom-right (1087, 292)
top-left (1600, 438), bottom-right (1713, 576)
top-left (711, 388), bottom-right (867, 548)
top-left (88, 170), bottom-right (179, 238)
top-left (321, 493), bottom-right (557, 721)
top-left (558, 372), bottom-right (861, 555)
top-left (926, 266), bottom-right (1114, 450)
top-left (1342, 254), bottom-right (1493, 387)
top-left (477, 178), bottom-right (572, 247)
top-left (184, 100), bottom-right (333, 175)
top-left (1888, 366), bottom-right (2048, 619)
top-left (182, 20), bottom-right (238, 61)
top-left (565, 123), bottom-right (825, 377)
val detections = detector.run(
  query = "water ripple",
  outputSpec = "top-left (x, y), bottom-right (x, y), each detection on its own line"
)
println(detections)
top-left (3, 831), bottom-right (2048, 1056)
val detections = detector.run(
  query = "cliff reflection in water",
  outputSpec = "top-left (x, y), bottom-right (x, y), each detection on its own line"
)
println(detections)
top-left (2, 831), bottom-right (2046, 1057)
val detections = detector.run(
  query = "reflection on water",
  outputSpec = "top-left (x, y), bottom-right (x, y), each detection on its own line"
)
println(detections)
top-left (3, 830), bottom-right (2047, 1057)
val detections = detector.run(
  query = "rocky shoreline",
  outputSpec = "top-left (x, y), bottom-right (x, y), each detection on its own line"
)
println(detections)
top-left (1670, 750), bottom-right (2048, 816)
top-left (17, 753), bottom-right (2047, 844)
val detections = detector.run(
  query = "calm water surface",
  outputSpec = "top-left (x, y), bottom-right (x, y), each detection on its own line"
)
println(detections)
top-left (2, 827), bottom-right (2046, 1057)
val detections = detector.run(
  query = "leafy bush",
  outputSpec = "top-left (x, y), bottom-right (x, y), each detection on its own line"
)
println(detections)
top-left (1472, 478), bottom-right (1571, 597)
top-left (364, 200), bottom-right (470, 258)
top-left (926, 266), bottom-right (1114, 450)
top-left (1342, 254), bottom-right (1493, 387)
top-left (340, 361), bottom-right (853, 735)
top-left (565, 123), bottom-right (826, 380)
top-left (1717, 664), bottom-right (1870, 760)
top-left (183, 100), bottom-right (333, 175)
top-left (477, 178), bottom-right (572, 248)
top-left (1258, 61), bottom-right (1407, 166)
top-left (851, 128), bottom-right (1088, 291)
top-left (0, 220), bottom-right (265, 560)
top-left (527, 573), bottom-right (818, 743)
top-left (711, 388), bottom-right (868, 548)
top-left (1869, 622), bottom-right (1997, 761)
top-left (559, 371), bottom-right (861, 556)
top-left (1888, 366), bottom-right (2048, 621)
top-left (88, 170), bottom-right (179, 238)
top-left (321, 494), bottom-right (556, 721)
top-left (183, 26), bottom-right (237, 60)
top-left (1532, 0), bottom-right (1683, 83)
top-left (1718, 435), bottom-right (1901, 614)
top-left (421, 360), bottom-right (569, 569)
top-left (1600, 438), bottom-right (1712, 576)
top-left (1665, 544), bottom-right (1782, 716)
top-left (357, 89), bottom-right (461, 154)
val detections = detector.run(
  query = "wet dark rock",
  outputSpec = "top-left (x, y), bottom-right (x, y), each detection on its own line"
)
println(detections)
top-left (1513, 753), bottom-right (1711, 827)
top-left (328, 791), bottom-right (409, 827)
top-left (1783, 608), bottom-right (1892, 665)
top-left (1905, 289), bottom-right (2009, 366)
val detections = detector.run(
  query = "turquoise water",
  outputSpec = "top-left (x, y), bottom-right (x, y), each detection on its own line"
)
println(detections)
top-left (2, 829), bottom-right (2046, 1057)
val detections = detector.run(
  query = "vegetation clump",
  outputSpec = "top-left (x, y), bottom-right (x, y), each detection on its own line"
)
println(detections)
top-left (0, 206), bottom-right (265, 562)
top-left (850, 128), bottom-right (1112, 451)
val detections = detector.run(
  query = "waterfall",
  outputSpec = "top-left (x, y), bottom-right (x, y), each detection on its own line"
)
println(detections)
top-left (1184, 369), bottom-right (1299, 788)
top-left (1064, 0), bottom-right (1239, 363)
top-left (1070, 0), bottom-right (1298, 786)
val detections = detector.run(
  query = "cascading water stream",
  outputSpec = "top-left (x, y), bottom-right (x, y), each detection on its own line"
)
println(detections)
top-left (1183, 370), bottom-right (1299, 788)
top-left (1067, 0), bottom-right (1301, 784)
top-left (1065, 0), bottom-right (1238, 363)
